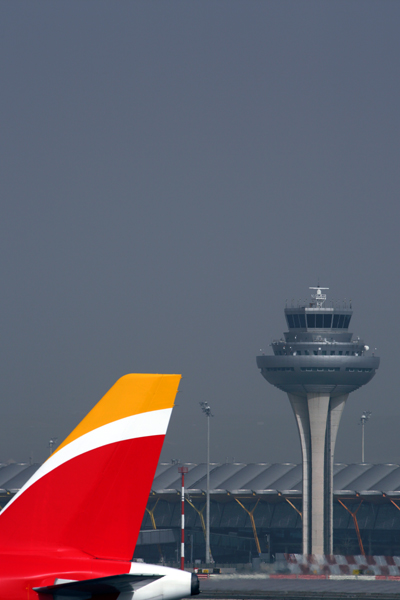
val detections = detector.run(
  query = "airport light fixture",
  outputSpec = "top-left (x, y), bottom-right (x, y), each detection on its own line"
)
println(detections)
top-left (48, 437), bottom-right (58, 457)
top-left (360, 411), bottom-right (372, 463)
top-left (200, 401), bottom-right (213, 565)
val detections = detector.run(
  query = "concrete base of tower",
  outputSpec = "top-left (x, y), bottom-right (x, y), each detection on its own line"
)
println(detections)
top-left (287, 392), bottom-right (348, 555)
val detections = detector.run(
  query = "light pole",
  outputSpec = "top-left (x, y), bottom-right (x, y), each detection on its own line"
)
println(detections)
top-left (48, 437), bottom-right (58, 457)
top-left (200, 401), bottom-right (213, 565)
top-left (359, 411), bottom-right (372, 463)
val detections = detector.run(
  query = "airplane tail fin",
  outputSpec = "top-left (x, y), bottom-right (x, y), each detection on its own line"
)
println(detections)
top-left (0, 374), bottom-right (180, 561)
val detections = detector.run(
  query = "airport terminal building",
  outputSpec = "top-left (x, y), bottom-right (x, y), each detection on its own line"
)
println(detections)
top-left (140, 462), bottom-right (400, 563)
top-left (3, 461), bottom-right (400, 564)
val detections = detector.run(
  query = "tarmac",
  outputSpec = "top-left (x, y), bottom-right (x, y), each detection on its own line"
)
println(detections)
top-left (197, 574), bottom-right (400, 599)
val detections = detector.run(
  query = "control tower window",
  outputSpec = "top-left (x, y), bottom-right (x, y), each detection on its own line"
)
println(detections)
top-left (330, 351), bottom-right (335, 355)
top-left (286, 314), bottom-right (295, 328)
top-left (316, 314), bottom-right (323, 328)
top-left (331, 313), bottom-right (350, 328)
top-left (307, 314), bottom-right (315, 328)
top-left (323, 314), bottom-right (332, 328)
top-left (287, 313), bottom-right (307, 328)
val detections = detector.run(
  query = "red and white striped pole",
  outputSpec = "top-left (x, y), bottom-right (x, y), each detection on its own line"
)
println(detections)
top-left (178, 466), bottom-right (188, 570)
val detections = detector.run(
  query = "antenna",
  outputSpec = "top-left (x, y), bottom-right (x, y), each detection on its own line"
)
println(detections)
top-left (309, 286), bottom-right (329, 308)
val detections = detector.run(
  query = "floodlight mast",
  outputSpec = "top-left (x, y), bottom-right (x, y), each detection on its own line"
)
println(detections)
top-left (200, 402), bottom-right (213, 565)
top-left (48, 437), bottom-right (58, 457)
top-left (360, 411), bottom-right (372, 463)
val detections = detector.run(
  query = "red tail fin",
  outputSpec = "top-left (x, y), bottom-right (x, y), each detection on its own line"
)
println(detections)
top-left (0, 374), bottom-right (180, 560)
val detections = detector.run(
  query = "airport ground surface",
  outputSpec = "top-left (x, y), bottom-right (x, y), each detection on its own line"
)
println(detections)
top-left (197, 574), bottom-right (400, 599)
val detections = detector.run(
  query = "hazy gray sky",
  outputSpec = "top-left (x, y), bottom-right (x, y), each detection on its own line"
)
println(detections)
top-left (1, 1), bottom-right (399, 467)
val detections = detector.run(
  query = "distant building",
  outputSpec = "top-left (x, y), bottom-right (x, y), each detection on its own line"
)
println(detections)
top-left (257, 287), bottom-right (379, 554)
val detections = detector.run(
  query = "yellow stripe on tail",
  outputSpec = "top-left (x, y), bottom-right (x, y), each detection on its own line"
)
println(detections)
top-left (54, 374), bottom-right (181, 455)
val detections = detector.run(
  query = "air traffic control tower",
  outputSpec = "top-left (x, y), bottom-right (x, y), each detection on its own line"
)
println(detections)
top-left (256, 287), bottom-right (379, 555)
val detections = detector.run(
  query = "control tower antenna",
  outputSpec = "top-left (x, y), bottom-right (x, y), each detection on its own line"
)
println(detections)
top-left (257, 286), bottom-right (379, 555)
top-left (309, 286), bottom-right (329, 308)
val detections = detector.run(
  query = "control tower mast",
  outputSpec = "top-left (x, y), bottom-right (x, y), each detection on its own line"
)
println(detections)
top-left (257, 287), bottom-right (379, 555)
